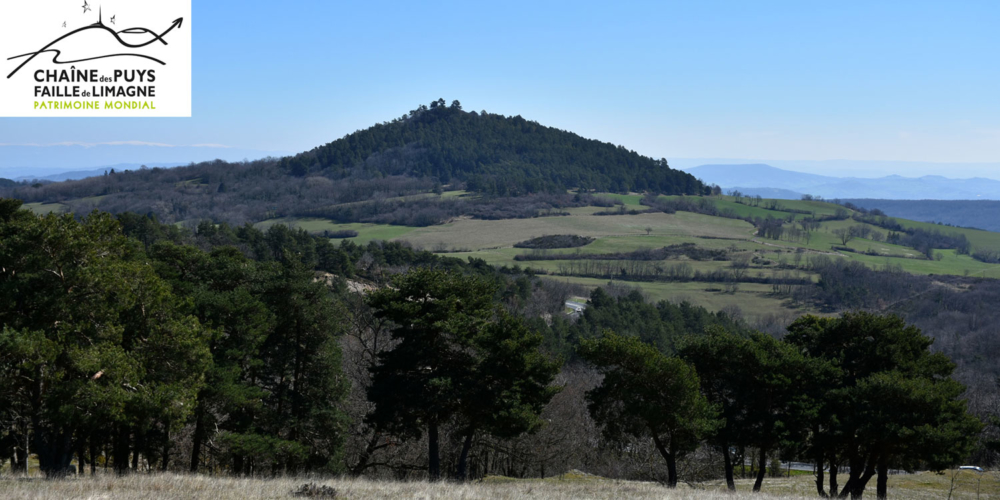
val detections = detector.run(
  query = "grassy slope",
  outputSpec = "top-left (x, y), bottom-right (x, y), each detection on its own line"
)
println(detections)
top-left (245, 193), bottom-right (1000, 314)
top-left (700, 195), bottom-right (1000, 254)
top-left (255, 218), bottom-right (418, 245)
top-left (597, 193), bottom-right (645, 206)
top-left (400, 211), bottom-right (754, 250)
top-left (251, 190), bottom-right (476, 245)
top-left (31, 187), bottom-right (999, 314)
top-left (23, 202), bottom-right (68, 215)
top-left (900, 218), bottom-right (1000, 254)
top-left (543, 276), bottom-right (811, 317)
top-left (397, 198), bottom-right (1000, 312)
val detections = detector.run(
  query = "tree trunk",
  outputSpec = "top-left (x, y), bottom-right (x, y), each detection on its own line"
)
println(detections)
top-left (12, 441), bottom-right (27, 474)
top-left (456, 431), bottom-right (474, 481)
top-left (35, 427), bottom-right (75, 477)
top-left (666, 450), bottom-right (678, 488)
top-left (815, 454), bottom-right (827, 497)
top-left (77, 439), bottom-right (87, 476)
top-left (161, 429), bottom-right (170, 472)
top-left (89, 437), bottom-right (97, 475)
top-left (841, 457), bottom-right (876, 500)
top-left (651, 434), bottom-right (678, 488)
top-left (876, 461), bottom-right (888, 500)
top-left (114, 425), bottom-right (130, 475)
top-left (830, 461), bottom-right (839, 497)
top-left (350, 431), bottom-right (387, 477)
top-left (428, 422), bottom-right (441, 481)
top-left (721, 442), bottom-right (736, 491)
top-left (856, 459), bottom-right (876, 499)
top-left (190, 405), bottom-right (204, 473)
top-left (131, 427), bottom-right (141, 472)
top-left (839, 454), bottom-right (861, 499)
top-left (753, 447), bottom-right (768, 492)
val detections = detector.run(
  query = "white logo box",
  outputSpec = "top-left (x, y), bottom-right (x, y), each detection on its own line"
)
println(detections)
top-left (0, 0), bottom-right (191, 117)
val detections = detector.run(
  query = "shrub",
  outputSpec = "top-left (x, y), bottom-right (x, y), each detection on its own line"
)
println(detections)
top-left (514, 235), bottom-right (595, 249)
top-left (326, 229), bottom-right (359, 239)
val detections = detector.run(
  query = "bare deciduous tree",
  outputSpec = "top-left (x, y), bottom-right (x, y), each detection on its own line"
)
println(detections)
top-left (832, 228), bottom-right (854, 246)
top-left (730, 253), bottom-right (752, 281)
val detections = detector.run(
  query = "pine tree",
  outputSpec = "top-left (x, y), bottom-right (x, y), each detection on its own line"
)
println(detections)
top-left (0, 202), bottom-right (210, 477)
top-left (365, 269), bottom-right (496, 480)
top-left (453, 310), bottom-right (561, 480)
top-left (786, 312), bottom-right (982, 499)
top-left (580, 331), bottom-right (719, 487)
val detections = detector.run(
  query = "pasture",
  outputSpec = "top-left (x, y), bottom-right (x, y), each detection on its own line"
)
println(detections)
top-left (240, 193), bottom-right (1000, 314)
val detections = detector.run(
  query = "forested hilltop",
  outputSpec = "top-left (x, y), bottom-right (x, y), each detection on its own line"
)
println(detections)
top-left (288, 99), bottom-right (704, 195)
top-left (1, 99), bottom-right (705, 225)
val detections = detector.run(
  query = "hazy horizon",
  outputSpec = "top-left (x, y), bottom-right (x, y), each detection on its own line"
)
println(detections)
top-left (671, 158), bottom-right (1000, 181)
top-left (4, 146), bottom-right (1000, 184)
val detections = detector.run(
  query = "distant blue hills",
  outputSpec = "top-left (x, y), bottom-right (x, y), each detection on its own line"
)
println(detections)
top-left (686, 164), bottom-right (1000, 201)
top-left (0, 144), bottom-right (291, 182)
top-left (14, 164), bottom-right (189, 182)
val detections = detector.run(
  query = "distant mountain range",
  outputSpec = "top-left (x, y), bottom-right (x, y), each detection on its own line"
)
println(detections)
top-left (670, 158), bottom-right (1000, 180)
top-left (14, 164), bottom-right (189, 182)
top-left (686, 164), bottom-right (1000, 200)
top-left (0, 144), bottom-right (291, 181)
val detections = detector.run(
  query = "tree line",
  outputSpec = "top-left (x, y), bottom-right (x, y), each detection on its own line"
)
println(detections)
top-left (0, 200), bottom-right (352, 476)
top-left (841, 199), bottom-right (1000, 234)
top-left (847, 208), bottom-right (973, 257)
top-left (570, 290), bottom-right (979, 499)
top-left (0, 201), bottom-right (555, 478)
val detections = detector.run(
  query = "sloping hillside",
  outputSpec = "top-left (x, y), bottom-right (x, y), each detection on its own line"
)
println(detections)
top-left (285, 100), bottom-right (705, 196)
top-left (0, 101), bottom-right (704, 225)
top-left (844, 199), bottom-right (1000, 233)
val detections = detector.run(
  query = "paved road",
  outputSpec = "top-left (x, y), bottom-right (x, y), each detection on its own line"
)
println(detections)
top-left (761, 461), bottom-right (910, 475)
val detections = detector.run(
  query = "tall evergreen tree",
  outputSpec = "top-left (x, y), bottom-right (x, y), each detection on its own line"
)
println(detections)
top-left (786, 312), bottom-right (982, 499)
top-left (365, 269), bottom-right (497, 480)
top-left (0, 202), bottom-right (210, 476)
top-left (453, 310), bottom-right (562, 480)
top-left (679, 327), bottom-right (830, 492)
top-left (150, 243), bottom-right (275, 473)
top-left (155, 242), bottom-right (349, 475)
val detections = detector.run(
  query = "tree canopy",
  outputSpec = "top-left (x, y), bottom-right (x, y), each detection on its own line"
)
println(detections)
top-left (786, 312), bottom-right (981, 499)
top-left (283, 101), bottom-right (706, 196)
top-left (365, 268), bottom-right (560, 480)
top-left (0, 202), bottom-right (210, 476)
top-left (580, 331), bottom-right (718, 487)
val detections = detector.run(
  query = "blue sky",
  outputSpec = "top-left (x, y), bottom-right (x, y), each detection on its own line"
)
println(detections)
top-left (2, 0), bottom-right (999, 175)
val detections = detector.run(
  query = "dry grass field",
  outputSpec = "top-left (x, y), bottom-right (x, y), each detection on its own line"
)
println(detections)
top-left (399, 212), bottom-right (755, 251)
top-left (544, 277), bottom-right (811, 316)
top-left (0, 473), bottom-right (818, 500)
top-left (2, 470), bottom-right (998, 500)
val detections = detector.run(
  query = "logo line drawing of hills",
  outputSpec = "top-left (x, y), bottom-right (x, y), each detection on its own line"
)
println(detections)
top-left (7, 9), bottom-right (183, 79)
